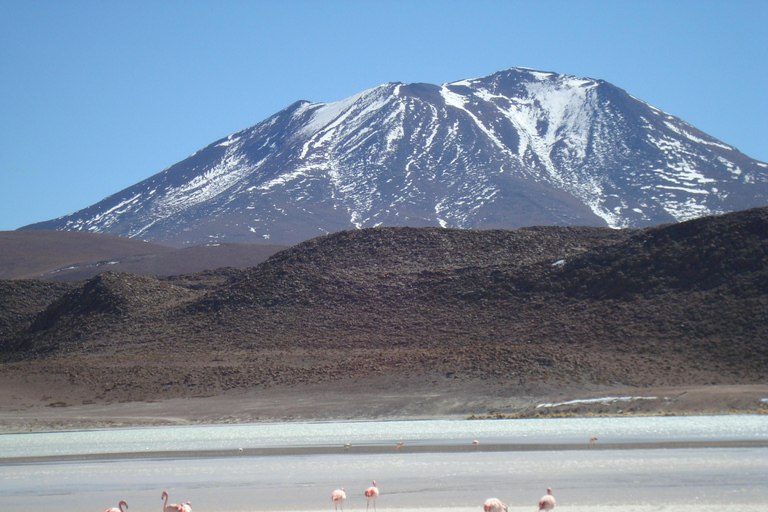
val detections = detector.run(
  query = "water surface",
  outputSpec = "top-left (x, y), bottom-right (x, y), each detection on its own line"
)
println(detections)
top-left (2, 415), bottom-right (766, 459)
top-left (1, 416), bottom-right (766, 511)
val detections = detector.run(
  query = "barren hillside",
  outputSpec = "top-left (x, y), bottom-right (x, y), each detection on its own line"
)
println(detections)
top-left (1, 208), bottom-right (767, 428)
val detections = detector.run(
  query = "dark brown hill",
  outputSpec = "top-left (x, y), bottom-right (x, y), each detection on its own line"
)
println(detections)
top-left (551, 206), bottom-right (768, 299)
top-left (0, 280), bottom-right (76, 341)
top-left (0, 230), bottom-right (286, 281)
top-left (1, 208), bottom-right (766, 420)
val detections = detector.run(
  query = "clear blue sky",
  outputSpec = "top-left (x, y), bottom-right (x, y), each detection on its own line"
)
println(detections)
top-left (2, 0), bottom-right (766, 231)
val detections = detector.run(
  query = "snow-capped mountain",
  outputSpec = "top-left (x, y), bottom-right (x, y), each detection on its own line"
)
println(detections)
top-left (21, 67), bottom-right (768, 247)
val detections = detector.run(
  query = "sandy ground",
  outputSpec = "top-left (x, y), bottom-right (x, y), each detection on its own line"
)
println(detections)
top-left (1, 367), bottom-right (767, 432)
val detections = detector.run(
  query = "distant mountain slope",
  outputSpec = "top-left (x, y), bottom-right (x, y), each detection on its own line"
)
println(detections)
top-left (0, 231), bottom-right (286, 281)
top-left (3, 208), bottom-right (766, 404)
top-left (0, 231), bottom-right (173, 280)
top-left (20, 67), bottom-right (768, 247)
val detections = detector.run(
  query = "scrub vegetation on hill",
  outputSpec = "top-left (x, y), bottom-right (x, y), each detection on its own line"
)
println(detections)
top-left (1, 208), bottom-right (766, 418)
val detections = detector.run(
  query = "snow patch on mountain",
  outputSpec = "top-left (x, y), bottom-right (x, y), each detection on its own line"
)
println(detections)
top-left (157, 153), bottom-right (252, 213)
top-left (83, 193), bottom-right (143, 231)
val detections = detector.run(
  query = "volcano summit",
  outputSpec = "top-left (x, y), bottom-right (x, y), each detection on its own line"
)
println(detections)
top-left (21, 67), bottom-right (768, 246)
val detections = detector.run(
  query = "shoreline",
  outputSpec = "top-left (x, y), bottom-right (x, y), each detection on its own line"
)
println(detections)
top-left (2, 382), bottom-right (767, 434)
top-left (3, 407), bottom-right (768, 435)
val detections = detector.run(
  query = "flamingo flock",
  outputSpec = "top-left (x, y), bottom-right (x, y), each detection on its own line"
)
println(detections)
top-left (104, 482), bottom-right (556, 511)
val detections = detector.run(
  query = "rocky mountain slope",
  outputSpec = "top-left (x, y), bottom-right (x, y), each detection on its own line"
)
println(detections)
top-left (2, 208), bottom-right (766, 410)
top-left (20, 68), bottom-right (768, 247)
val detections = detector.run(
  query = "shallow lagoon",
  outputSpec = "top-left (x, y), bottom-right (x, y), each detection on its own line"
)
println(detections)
top-left (3, 415), bottom-right (767, 459)
top-left (1, 416), bottom-right (767, 511)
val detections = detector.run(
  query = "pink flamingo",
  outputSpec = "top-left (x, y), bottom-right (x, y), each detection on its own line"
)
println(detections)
top-left (395, 442), bottom-right (404, 452)
top-left (472, 440), bottom-right (480, 450)
top-left (589, 437), bottom-right (598, 448)
top-left (332, 488), bottom-right (346, 511)
top-left (364, 480), bottom-right (379, 510)
top-left (161, 491), bottom-right (192, 512)
top-left (484, 498), bottom-right (508, 512)
top-left (538, 487), bottom-right (556, 511)
top-left (103, 501), bottom-right (128, 512)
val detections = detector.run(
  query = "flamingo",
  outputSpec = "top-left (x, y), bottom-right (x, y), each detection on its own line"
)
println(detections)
top-left (395, 441), bottom-right (404, 452)
top-left (483, 498), bottom-right (507, 512)
top-left (161, 491), bottom-right (192, 512)
top-left (332, 488), bottom-right (346, 511)
top-left (364, 480), bottom-right (379, 511)
top-left (589, 437), bottom-right (598, 448)
top-left (538, 487), bottom-right (556, 511)
top-left (472, 440), bottom-right (480, 450)
top-left (103, 501), bottom-right (128, 512)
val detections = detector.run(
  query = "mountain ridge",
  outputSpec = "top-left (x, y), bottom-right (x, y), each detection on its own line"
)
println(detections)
top-left (20, 67), bottom-right (768, 247)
